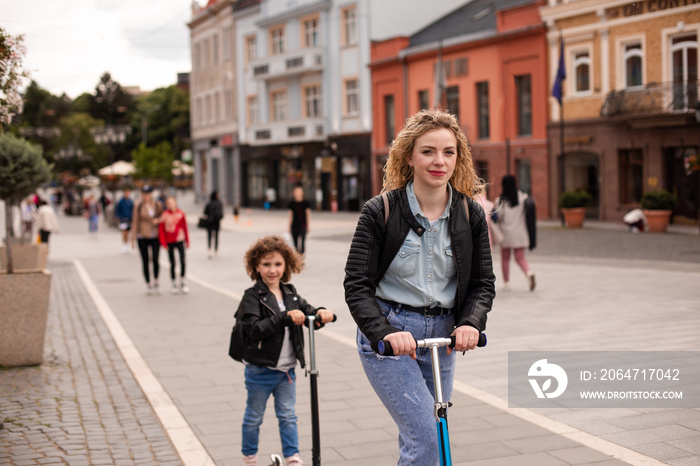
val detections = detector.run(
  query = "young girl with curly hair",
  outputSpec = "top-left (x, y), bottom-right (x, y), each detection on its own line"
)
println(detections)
top-left (238, 235), bottom-right (334, 466)
top-left (344, 109), bottom-right (496, 465)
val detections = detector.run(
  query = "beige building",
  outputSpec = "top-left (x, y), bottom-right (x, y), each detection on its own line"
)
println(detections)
top-left (189, 0), bottom-right (241, 205)
top-left (541, 0), bottom-right (699, 223)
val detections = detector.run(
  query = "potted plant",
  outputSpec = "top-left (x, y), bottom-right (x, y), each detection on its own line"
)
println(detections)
top-left (640, 189), bottom-right (677, 233)
top-left (0, 133), bottom-right (52, 366)
top-left (559, 190), bottom-right (593, 228)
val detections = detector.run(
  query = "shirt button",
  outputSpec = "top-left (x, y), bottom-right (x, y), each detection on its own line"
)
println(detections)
top-left (427, 275), bottom-right (431, 279)
top-left (429, 298), bottom-right (433, 302)
top-left (428, 251), bottom-right (432, 255)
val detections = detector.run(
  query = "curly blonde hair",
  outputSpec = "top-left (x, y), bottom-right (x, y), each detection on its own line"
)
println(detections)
top-left (244, 235), bottom-right (303, 283)
top-left (382, 109), bottom-right (485, 198)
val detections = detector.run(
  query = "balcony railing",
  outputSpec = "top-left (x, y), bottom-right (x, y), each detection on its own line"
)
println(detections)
top-left (248, 47), bottom-right (324, 81)
top-left (601, 81), bottom-right (699, 117)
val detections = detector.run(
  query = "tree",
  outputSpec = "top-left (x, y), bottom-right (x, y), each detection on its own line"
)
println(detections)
top-left (91, 72), bottom-right (133, 125)
top-left (53, 113), bottom-right (108, 174)
top-left (132, 85), bottom-right (190, 156)
top-left (0, 27), bottom-right (28, 126)
top-left (0, 133), bottom-right (51, 273)
top-left (132, 141), bottom-right (174, 185)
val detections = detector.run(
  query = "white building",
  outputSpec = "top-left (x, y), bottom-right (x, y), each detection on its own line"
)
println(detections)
top-left (189, 0), bottom-right (467, 210)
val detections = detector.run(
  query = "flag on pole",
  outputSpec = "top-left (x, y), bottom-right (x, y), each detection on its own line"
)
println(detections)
top-left (551, 37), bottom-right (566, 105)
top-left (434, 40), bottom-right (446, 108)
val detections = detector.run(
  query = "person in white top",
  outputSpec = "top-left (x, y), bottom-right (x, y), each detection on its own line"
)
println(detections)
top-left (495, 175), bottom-right (536, 291)
top-left (36, 199), bottom-right (59, 248)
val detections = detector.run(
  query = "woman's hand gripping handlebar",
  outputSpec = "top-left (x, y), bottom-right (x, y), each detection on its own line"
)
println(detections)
top-left (377, 333), bottom-right (487, 357)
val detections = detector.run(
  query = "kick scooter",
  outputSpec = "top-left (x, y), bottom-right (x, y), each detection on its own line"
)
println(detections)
top-left (269, 313), bottom-right (337, 466)
top-left (377, 333), bottom-right (486, 466)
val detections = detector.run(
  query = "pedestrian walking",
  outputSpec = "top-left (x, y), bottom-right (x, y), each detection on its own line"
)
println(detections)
top-left (237, 235), bottom-right (334, 466)
top-left (287, 185), bottom-right (311, 255)
top-left (84, 194), bottom-right (101, 235)
top-left (116, 188), bottom-right (134, 253)
top-left (132, 185), bottom-right (163, 294)
top-left (494, 174), bottom-right (536, 291)
top-left (20, 196), bottom-right (36, 242)
top-left (35, 199), bottom-right (59, 248)
top-left (99, 190), bottom-right (110, 220)
top-left (343, 109), bottom-right (496, 465)
top-left (203, 190), bottom-right (224, 259)
top-left (159, 196), bottom-right (190, 294)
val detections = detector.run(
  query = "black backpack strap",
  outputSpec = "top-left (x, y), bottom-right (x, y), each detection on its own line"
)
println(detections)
top-left (382, 192), bottom-right (390, 226)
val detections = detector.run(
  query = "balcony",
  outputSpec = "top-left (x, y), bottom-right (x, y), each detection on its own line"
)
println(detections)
top-left (247, 118), bottom-right (326, 146)
top-left (248, 47), bottom-right (324, 81)
top-left (601, 81), bottom-right (699, 118)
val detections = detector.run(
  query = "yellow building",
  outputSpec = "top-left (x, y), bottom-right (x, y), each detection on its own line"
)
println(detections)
top-left (541, 0), bottom-right (699, 223)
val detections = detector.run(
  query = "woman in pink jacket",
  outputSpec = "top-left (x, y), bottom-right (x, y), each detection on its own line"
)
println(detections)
top-left (159, 196), bottom-right (190, 294)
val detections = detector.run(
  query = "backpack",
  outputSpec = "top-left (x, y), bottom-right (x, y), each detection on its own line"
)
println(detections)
top-left (228, 308), bottom-right (248, 362)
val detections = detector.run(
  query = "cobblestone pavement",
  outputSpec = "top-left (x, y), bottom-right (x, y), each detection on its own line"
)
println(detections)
top-left (0, 262), bottom-right (181, 466)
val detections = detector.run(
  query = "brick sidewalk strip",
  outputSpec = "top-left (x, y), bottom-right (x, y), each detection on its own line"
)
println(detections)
top-left (0, 262), bottom-right (182, 466)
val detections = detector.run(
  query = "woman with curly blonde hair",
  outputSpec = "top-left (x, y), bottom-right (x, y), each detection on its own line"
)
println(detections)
top-left (344, 109), bottom-right (495, 465)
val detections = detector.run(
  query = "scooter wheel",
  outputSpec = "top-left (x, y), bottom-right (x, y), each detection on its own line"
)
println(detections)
top-left (269, 454), bottom-right (283, 466)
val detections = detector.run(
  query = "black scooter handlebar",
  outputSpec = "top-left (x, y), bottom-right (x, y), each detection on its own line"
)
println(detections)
top-left (377, 333), bottom-right (487, 356)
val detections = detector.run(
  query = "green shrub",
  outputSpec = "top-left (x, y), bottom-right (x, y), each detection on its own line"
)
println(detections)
top-left (640, 190), bottom-right (677, 210)
top-left (558, 190), bottom-right (593, 208)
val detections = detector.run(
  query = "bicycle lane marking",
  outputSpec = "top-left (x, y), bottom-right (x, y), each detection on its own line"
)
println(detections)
top-left (74, 259), bottom-right (216, 466)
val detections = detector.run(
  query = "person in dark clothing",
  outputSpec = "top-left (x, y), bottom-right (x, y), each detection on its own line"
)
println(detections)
top-left (287, 185), bottom-right (311, 255)
top-left (204, 190), bottom-right (224, 259)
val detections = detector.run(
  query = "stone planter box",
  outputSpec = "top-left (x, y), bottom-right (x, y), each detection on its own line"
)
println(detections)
top-left (0, 242), bottom-right (48, 271)
top-left (0, 269), bottom-right (52, 366)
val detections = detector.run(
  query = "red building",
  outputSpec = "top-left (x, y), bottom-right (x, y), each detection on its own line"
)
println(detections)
top-left (370, 0), bottom-right (551, 217)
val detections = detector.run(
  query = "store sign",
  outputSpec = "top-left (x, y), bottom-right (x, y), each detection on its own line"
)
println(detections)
top-left (607, 0), bottom-right (698, 19)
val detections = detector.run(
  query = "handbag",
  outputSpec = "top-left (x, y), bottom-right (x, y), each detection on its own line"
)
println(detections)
top-left (197, 215), bottom-right (209, 229)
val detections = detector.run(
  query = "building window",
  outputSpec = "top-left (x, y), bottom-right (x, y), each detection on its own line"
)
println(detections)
top-left (213, 34), bottom-right (219, 66)
top-left (196, 98), bottom-right (202, 125)
top-left (223, 26), bottom-right (232, 61)
top-left (203, 38), bottom-right (209, 68)
top-left (214, 92), bottom-right (220, 123)
top-left (475, 160), bottom-right (489, 198)
top-left (270, 25), bottom-right (285, 55)
top-left (271, 90), bottom-right (287, 121)
top-left (516, 159), bottom-right (532, 195)
top-left (384, 95), bottom-right (395, 146)
top-left (574, 51), bottom-right (591, 93)
top-left (248, 96), bottom-right (259, 125)
top-left (476, 81), bottom-right (489, 140)
top-left (455, 57), bottom-right (468, 77)
top-left (224, 90), bottom-right (233, 120)
top-left (619, 149), bottom-right (643, 204)
top-left (418, 90), bottom-right (429, 111)
top-left (205, 95), bottom-right (212, 123)
top-left (623, 43), bottom-right (642, 88)
top-left (515, 75), bottom-right (532, 136)
top-left (303, 16), bottom-right (319, 47)
top-left (194, 42), bottom-right (201, 71)
top-left (304, 85), bottom-right (321, 118)
top-left (445, 85), bottom-right (459, 121)
top-left (345, 79), bottom-right (359, 116)
top-left (671, 34), bottom-right (698, 110)
top-left (342, 6), bottom-right (357, 46)
top-left (246, 35), bottom-right (257, 63)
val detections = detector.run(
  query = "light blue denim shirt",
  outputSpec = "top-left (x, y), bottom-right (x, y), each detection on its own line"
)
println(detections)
top-left (376, 181), bottom-right (457, 309)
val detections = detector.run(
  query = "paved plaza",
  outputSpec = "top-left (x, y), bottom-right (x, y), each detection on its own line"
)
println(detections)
top-left (1, 191), bottom-right (700, 465)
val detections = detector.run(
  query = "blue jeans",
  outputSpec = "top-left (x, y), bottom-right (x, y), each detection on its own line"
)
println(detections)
top-left (357, 299), bottom-right (455, 466)
top-left (242, 365), bottom-right (298, 458)
top-left (88, 214), bottom-right (99, 233)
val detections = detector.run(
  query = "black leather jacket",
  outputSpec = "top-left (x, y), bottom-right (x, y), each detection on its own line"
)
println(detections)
top-left (236, 280), bottom-right (319, 368)
top-left (344, 187), bottom-right (495, 349)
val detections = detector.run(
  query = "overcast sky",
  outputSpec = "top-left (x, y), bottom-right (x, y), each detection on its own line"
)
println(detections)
top-left (1, 0), bottom-right (197, 99)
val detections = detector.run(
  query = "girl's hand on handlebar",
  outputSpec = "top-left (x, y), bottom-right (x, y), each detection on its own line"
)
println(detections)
top-left (448, 325), bottom-right (480, 354)
top-left (288, 310), bottom-right (306, 325)
top-left (316, 309), bottom-right (334, 324)
top-left (383, 332), bottom-right (417, 359)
